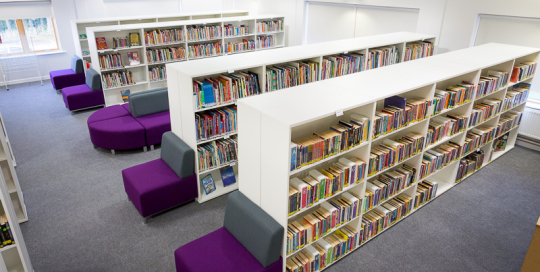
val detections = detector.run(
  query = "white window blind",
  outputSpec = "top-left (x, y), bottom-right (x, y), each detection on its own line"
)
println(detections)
top-left (0, 2), bottom-right (53, 20)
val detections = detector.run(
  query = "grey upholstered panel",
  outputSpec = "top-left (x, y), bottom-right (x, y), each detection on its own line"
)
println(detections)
top-left (85, 68), bottom-right (102, 91)
top-left (224, 191), bottom-right (283, 268)
top-left (71, 55), bottom-right (84, 74)
top-left (161, 132), bottom-right (194, 179)
top-left (128, 88), bottom-right (169, 118)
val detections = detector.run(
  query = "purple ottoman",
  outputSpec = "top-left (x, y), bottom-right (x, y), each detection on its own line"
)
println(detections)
top-left (122, 159), bottom-right (197, 218)
top-left (87, 104), bottom-right (130, 124)
top-left (135, 111), bottom-right (171, 147)
top-left (174, 227), bottom-right (283, 272)
top-left (88, 116), bottom-right (146, 153)
top-left (50, 69), bottom-right (85, 91)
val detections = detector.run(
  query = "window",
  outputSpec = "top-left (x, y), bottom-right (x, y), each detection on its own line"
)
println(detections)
top-left (0, 17), bottom-right (59, 55)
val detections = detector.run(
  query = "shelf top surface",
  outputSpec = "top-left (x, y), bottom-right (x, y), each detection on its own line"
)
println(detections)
top-left (238, 43), bottom-right (539, 128)
top-left (167, 32), bottom-right (436, 77)
top-left (73, 10), bottom-right (249, 24)
top-left (86, 14), bottom-right (284, 33)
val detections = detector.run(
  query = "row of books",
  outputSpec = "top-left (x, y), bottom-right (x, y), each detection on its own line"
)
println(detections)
top-left (426, 115), bottom-right (468, 147)
top-left (148, 66), bottom-right (166, 82)
top-left (290, 116), bottom-right (370, 171)
top-left (403, 41), bottom-right (434, 62)
top-left (414, 180), bottom-right (438, 208)
top-left (187, 25), bottom-right (222, 41)
top-left (462, 126), bottom-right (495, 156)
top-left (476, 71), bottom-right (509, 98)
top-left (496, 111), bottom-right (522, 138)
top-left (257, 20), bottom-right (283, 33)
top-left (195, 106), bottom-right (237, 142)
top-left (469, 99), bottom-right (503, 127)
top-left (98, 53), bottom-right (122, 70)
top-left (286, 191), bottom-right (361, 255)
top-left (456, 150), bottom-right (485, 182)
top-left (362, 192), bottom-right (414, 240)
top-left (188, 42), bottom-right (223, 59)
top-left (265, 61), bottom-right (319, 92)
top-left (0, 216), bottom-right (14, 248)
top-left (101, 71), bottom-right (135, 89)
top-left (146, 47), bottom-right (186, 63)
top-left (503, 83), bottom-right (530, 110)
top-left (144, 28), bottom-right (184, 46)
top-left (373, 96), bottom-right (432, 139)
top-left (224, 24), bottom-right (250, 37)
top-left (225, 40), bottom-right (255, 53)
top-left (368, 133), bottom-right (425, 176)
top-left (112, 37), bottom-right (129, 49)
top-left (197, 137), bottom-right (238, 173)
top-left (193, 72), bottom-right (261, 110)
top-left (511, 62), bottom-right (537, 83)
top-left (321, 54), bottom-right (365, 80)
top-left (364, 164), bottom-right (416, 212)
top-left (432, 83), bottom-right (476, 114)
top-left (288, 158), bottom-right (366, 216)
top-left (286, 225), bottom-right (361, 272)
top-left (420, 142), bottom-right (461, 179)
top-left (257, 35), bottom-right (277, 49)
top-left (367, 46), bottom-right (399, 70)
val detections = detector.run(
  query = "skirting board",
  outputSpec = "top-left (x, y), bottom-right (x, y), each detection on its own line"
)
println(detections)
top-left (517, 134), bottom-right (540, 152)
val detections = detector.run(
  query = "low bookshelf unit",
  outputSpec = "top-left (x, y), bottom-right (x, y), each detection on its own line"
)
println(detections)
top-left (167, 32), bottom-right (436, 203)
top-left (236, 43), bottom-right (538, 272)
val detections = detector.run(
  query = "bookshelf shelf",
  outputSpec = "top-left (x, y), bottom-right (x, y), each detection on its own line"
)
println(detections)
top-left (199, 180), bottom-right (239, 203)
top-left (103, 81), bottom-right (148, 91)
top-left (235, 43), bottom-right (539, 272)
top-left (168, 32), bottom-right (437, 203)
top-left (145, 41), bottom-right (186, 48)
top-left (198, 160), bottom-right (237, 175)
top-left (224, 33), bottom-right (256, 39)
top-left (197, 132), bottom-right (238, 145)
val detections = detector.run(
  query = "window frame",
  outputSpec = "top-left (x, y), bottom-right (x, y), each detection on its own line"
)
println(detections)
top-left (0, 17), bottom-right (61, 55)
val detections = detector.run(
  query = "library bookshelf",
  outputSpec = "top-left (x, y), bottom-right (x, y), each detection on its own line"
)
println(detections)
top-left (0, 112), bottom-right (15, 167)
top-left (0, 111), bottom-right (27, 224)
top-left (86, 14), bottom-right (286, 106)
top-left (167, 32), bottom-right (437, 203)
top-left (71, 10), bottom-right (249, 66)
top-left (236, 43), bottom-right (539, 271)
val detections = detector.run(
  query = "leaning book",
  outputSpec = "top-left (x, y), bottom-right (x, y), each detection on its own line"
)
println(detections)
top-left (493, 132), bottom-right (509, 151)
top-left (127, 52), bottom-right (140, 66)
top-left (121, 89), bottom-right (130, 102)
top-left (201, 174), bottom-right (216, 195)
top-left (220, 166), bottom-right (236, 187)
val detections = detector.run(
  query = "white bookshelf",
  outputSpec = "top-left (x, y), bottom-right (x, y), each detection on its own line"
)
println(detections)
top-left (86, 14), bottom-right (286, 106)
top-left (167, 32), bottom-right (436, 203)
top-left (236, 43), bottom-right (539, 271)
top-left (0, 113), bottom-right (26, 224)
top-left (0, 112), bottom-right (15, 167)
top-left (71, 10), bottom-right (249, 66)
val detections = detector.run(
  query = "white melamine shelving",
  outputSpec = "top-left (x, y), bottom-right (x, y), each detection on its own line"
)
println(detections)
top-left (236, 43), bottom-right (539, 272)
top-left (71, 10), bottom-right (249, 67)
top-left (0, 113), bottom-right (15, 167)
top-left (86, 14), bottom-right (286, 106)
top-left (167, 32), bottom-right (437, 203)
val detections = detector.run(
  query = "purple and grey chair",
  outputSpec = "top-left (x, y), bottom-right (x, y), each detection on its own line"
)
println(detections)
top-left (49, 55), bottom-right (85, 94)
top-left (62, 68), bottom-right (105, 112)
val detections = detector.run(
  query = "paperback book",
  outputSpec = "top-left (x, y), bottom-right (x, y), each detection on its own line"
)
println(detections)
top-left (492, 132), bottom-right (509, 152)
top-left (121, 89), bottom-right (130, 102)
top-left (220, 166), bottom-right (236, 187)
top-left (127, 52), bottom-right (140, 66)
top-left (201, 174), bottom-right (216, 195)
top-left (96, 37), bottom-right (108, 50)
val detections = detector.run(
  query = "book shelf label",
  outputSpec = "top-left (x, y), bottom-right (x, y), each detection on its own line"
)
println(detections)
top-left (336, 109), bottom-right (343, 117)
top-left (224, 134), bottom-right (230, 139)
top-left (228, 69), bottom-right (234, 73)
top-left (230, 162), bottom-right (236, 166)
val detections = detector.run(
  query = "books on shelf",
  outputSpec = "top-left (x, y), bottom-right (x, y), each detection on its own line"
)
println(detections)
top-left (197, 136), bottom-right (238, 173)
top-left (129, 32), bottom-right (140, 46)
top-left (362, 192), bottom-right (414, 240)
top-left (420, 142), bottom-right (461, 179)
top-left (404, 41), bottom-right (434, 62)
top-left (201, 174), bottom-right (216, 195)
top-left (492, 132), bottom-right (509, 152)
top-left (477, 72), bottom-right (508, 98)
top-left (127, 52), bottom-right (140, 66)
top-left (82, 50), bottom-right (90, 56)
top-left (321, 53), bottom-right (365, 80)
top-left (144, 28), bottom-right (185, 45)
top-left (367, 46), bottom-right (399, 70)
top-left (193, 72), bottom-right (261, 110)
top-left (469, 99), bottom-right (503, 127)
top-left (456, 150), bottom-right (485, 182)
top-left (149, 66), bottom-right (166, 82)
top-left (426, 115), bottom-right (468, 146)
top-left (98, 53), bottom-right (122, 70)
top-left (224, 24), bottom-right (250, 37)
top-left (101, 71), bottom-right (135, 89)
top-left (364, 164), bottom-right (416, 212)
top-left (368, 133), bottom-right (425, 176)
top-left (187, 25), bottom-right (222, 41)
top-left (373, 96), bottom-right (432, 139)
top-left (462, 126), bottom-right (495, 155)
top-left (188, 42), bottom-right (223, 58)
top-left (503, 83), bottom-right (530, 110)
top-left (257, 20), bottom-right (283, 33)
top-left (112, 37), bottom-right (129, 49)
top-left (220, 166), bottom-right (237, 187)
top-left (257, 35), bottom-right (276, 49)
top-left (225, 39), bottom-right (255, 54)
top-left (511, 62), bottom-right (537, 83)
top-left (146, 47), bottom-right (186, 63)
top-left (79, 34), bottom-right (87, 40)
top-left (121, 89), bottom-right (130, 102)
top-left (414, 180), bottom-right (438, 208)
top-left (0, 216), bottom-right (15, 247)
top-left (195, 106), bottom-right (237, 142)
top-left (96, 37), bottom-right (108, 50)
top-left (496, 111), bottom-right (522, 137)
top-left (266, 61), bottom-right (319, 92)
top-left (432, 82), bottom-right (475, 114)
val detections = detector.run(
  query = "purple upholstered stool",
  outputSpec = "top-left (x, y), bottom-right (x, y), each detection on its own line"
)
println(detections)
top-left (175, 227), bottom-right (283, 272)
top-left (87, 104), bottom-right (130, 124)
top-left (49, 55), bottom-right (85, 93)
top-left (62, 68), bottom-right (104, 111)
top-left (135, 111), bottom-right (171, 148)
top-left (88, 116), bottom-right (146, 154)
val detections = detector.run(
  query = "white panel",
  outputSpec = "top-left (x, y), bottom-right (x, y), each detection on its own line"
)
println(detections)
top-left (0, 2), bottom-right (52, 19)
top-left (305, 2), bottom-right (356, 44)
top-left (237, 104), bottom-right (262, 206)
top-left (354, 6), bottom-right (419, 37)
top-left (74, 0), bottom-right (181, 19)
top-left (182, 0), bottom-right (224, 13)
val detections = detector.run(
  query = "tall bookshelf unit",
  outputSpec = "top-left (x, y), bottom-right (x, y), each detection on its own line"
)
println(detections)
top-left (0, 112), bottom-right (15, 167)
top-left (71, 10), bottom-right (249, 66)
top-left (167, 32), bottom-right (436, 203)
top-left (86, 14), bottom-right (286, 106)
top-left (0, 113), bottom-right (26, 224)
top-left (236, 43), bottom-right (539, 271)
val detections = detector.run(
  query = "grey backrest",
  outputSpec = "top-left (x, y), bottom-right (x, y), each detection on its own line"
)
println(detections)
top-left (85, 68), bottom-right (102, 91)
top-left (71, 55), bottom-right (84, 74)
top-left (224, 191), bottom-right (283, 268)
top-left (128, 88), bottom-right (169, 118)
top-left (161, 132), bottom-right (194, 179)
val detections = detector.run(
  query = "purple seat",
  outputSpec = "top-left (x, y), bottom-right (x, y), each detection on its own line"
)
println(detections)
top-left (135, 111), bottom-right (171, 146)
top-left (49, 69), bottom-right (85, 91)
top-left (174, 227), bottom-right (283, 272)
top-left (62, 68), bottom-right (104, 111)
top-left (88, 116), bottom-right (146, 151)
top-left (87, 104), bottom-right (129, 124)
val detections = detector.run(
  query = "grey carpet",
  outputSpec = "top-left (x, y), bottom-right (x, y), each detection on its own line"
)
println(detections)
top-left (0, 81), bottom-right (539, 272)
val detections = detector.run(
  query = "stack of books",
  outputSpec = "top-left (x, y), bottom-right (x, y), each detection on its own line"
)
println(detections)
top-left (144, 28), bottom-right (184, 45)
top-left (404, 41), bottom-right (434, 62)
top-left (420, 142), bottom-right (461, 179)
top-left (101, 71), bottom-right (135, 89)
top-left (511, 62), bottom-right (537, 83)
top-left (197, 137), bottom-right (238, 173)
top-left (188, 42), bottom-right (223, 58)
top-left (187, 25), bottom-right (222, 41)
top-left (98, 53), bottom-right (122, 70)
top-left (321, 53), bottom-right (365, 80)
top-left (192, 72), bottom-right (261, 110)
top-left (224, 24), bottom-right (249, 37)
top-left (195, 106), bottom-right (237, 142)
top-left (146, 47), bottom-right (186, 63)
top-left (414, 180), bottom-right (438, 208)
top-left (257, 35), bottom-right (276, 49)
top-left (367, 46), bottom-right (399, 70)
top-left (257, 20), bottom-right (283, 33)
top-left (148, 66), bottom-right (166, 81)
top-left (364, 164), bottom-right (416, 211)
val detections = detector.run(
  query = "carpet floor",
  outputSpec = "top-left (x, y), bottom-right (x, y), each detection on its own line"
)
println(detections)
top-left (0, 81), bottom-right (539, 272)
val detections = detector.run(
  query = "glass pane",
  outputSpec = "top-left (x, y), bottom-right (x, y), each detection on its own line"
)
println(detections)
top-left (22, 18), bottom-right (58, 51)
top-left (0, 20), bottom-right (23, 55)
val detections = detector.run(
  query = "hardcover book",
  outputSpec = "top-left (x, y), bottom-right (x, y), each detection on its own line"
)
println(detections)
top-left (79, 34), bottom-right (87, 39)
top-left (121, 89), bottom-right (130, 102)
top-left (493, 132), bottom-right (509, 151)
top-left (384, 95), bottom-right (407, 110)
top-left (129, 32), bottom-right (140, 46)
top-left (82, 50), bottom-right (90, 56)
top-left (201, 174), bottom-right (216, 195)
top-left (220, 166), bottom-right (236, 187)
top-left (96, 37), bottom-right (108, 50)
top-left (127, 52), bottom-right (140, 66)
